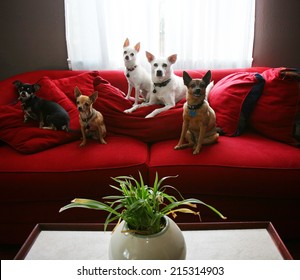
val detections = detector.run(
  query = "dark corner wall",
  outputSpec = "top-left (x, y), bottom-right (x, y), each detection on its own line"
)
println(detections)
top-left (252, 0), bottom-right (300, 68)
top-left (0, 0), bottom-right (300, 81)
top-left (0, 0), bottom-right (68, 80)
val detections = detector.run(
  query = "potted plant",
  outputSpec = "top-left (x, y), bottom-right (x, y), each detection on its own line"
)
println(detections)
top-left (60, 172), bottom-right (226, 259)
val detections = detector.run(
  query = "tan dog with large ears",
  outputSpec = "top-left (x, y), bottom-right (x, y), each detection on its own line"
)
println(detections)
top-left (74, 86), bottom-right (107, 147)
top-left (174, 71), bottom-right (218, 155)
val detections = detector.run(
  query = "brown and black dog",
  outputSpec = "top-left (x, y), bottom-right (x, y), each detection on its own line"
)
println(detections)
top-left (174, 71), bottom-right (218, 155)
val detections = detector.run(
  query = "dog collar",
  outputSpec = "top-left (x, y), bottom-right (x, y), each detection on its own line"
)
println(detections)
top-left (187, 102), bottom-right (203, 111)
top-left (126, 65), bottom-right (137, 78)
top-left (80, 110), bottom-right (95, 126)
top-left (153, 78), bottom-right (171, 93)
top-left (187, 102), bottom-right (204, 117)
top-left (126, 65), bottom-right (137, 72)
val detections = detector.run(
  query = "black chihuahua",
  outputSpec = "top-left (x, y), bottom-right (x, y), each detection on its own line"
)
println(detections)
top-left (13, 80), bottom-right (70, 131)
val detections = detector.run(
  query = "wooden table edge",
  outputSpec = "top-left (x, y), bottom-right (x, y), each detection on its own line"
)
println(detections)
top-left (14, 221), bottom-right (293, 260)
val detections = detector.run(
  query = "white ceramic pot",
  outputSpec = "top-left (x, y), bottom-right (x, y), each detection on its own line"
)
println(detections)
top-left (108, 216), bottom-right (186, 260)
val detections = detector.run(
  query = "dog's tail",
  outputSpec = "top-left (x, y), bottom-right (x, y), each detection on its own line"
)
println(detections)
top-left (216, 127), bottom-right (225, 136)
top-left (59, 125), bottom-right (80, 134)
top-left (64, 127), bottom-right (81, 134)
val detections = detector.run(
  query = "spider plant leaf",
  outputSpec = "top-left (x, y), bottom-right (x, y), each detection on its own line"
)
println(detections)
top-left (103, 195), bottom-right (124, 200)
top-left (59, 202), bottom-right (104, 212)
top-left (182, 198), bottom-right (227, 220)
top-left (156, 175), bottom-right (178, 190)
top-left (167, 207), bottom-right (200, 215)
top-left (108, 184), bottom-right (123, 193)
top-left (59, 198), bottom-right (119, 216)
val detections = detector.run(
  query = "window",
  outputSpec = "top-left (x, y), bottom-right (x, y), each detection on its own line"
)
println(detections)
top-left (64, 0), bottom-right (255, 70)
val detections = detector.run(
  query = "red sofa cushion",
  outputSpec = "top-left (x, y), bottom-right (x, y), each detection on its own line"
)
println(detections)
top-left (209, 72), bottom-right (265, 136)
top-left (0, 77), bottom-right (80, 154)
top-left (52, 71), bottom-right (101, 97)
top-left (52, 72), bottom-right (184, 143)
top-left (148, 132), bottom-right (300, 198)
top-left (250, 68), bottom-right (300, 146)
top-left (93, 76), bottom-right (184, 142)
top-left (0, 135), bottom-right (149, 202)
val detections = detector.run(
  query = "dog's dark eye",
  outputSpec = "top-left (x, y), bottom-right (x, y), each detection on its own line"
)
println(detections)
top-left (190, 83), bottom-right (196, 88)
top-left (162, 63), bottom-right (168, 68)
top-left (85, 102), bottom-right (89, 107)
top-left (153, 63), bottom-right (158, 67)
top-left (123, 51), bottom-right (127, 55)
top-left (130, 53), bottom-right (134, 57)
top-left (199, 83), bottom-right (206, 88)
top-left (76, 101), bottom-right (79, 105)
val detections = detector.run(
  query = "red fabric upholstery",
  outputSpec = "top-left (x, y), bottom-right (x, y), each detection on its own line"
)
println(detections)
top-left (52, 72), bottom-right (184, 142)
top-left (93, 75), bottom-right (184, 142)
top-left (209, 72), bottom-right (265, 136)
top-left (148, 132), bottom-right (300, 198)
top-left (250, 68), bottom-right (300, 146)
top-left (0, 135), bottom-right (149, 202)
top-left (53, 71), bottom-right (99, 97)
top-left (0, 77), bottom-right (80, 153)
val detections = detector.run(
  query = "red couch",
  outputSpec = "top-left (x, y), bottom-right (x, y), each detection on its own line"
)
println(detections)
top-left (0, 67), bottom-right (299, 250)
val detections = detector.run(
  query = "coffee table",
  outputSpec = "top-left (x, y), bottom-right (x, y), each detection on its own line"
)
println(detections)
top-left (14, 221), bottom-right (293, 260)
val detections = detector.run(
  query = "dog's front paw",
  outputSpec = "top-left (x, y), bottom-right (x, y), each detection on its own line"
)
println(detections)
top-left (79, 141), bottom-right (86, 147)
top-left (193, 147), bottom-right (201, 155)
top-left (145, 112), bottom-right (155, 118)
top-left (124, 104), bottom-right (140, 114)
top-left (100, 138), bottom-right (107, 144)
top-left (174, 145), bottom-right (183, 150)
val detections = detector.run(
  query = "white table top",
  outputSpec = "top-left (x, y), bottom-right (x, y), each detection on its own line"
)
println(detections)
top-left (23, 227), bottom-right (285, 260)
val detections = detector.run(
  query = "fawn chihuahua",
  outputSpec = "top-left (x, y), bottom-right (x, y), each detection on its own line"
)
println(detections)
top-left (74, 86), bottom-right (106, 147)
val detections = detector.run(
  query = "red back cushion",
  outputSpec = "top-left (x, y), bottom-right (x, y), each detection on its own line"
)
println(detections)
top-left (52, 73), bottom-right (184, 143)
top-left (209, 72), bottom-right (265, 136)
top-left (0, 77), bottom-right (80, 153)
top-left (52, 71), bottom-right (100, 100)
top-left (92, 76), bottom-right (184, 142)
top-left (250, 68), bottom-right (300, 146)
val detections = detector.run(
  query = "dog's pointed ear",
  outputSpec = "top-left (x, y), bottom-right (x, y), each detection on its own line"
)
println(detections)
top-left (74, 86), bottom-right (82, 98)
top-left (33, 84), bottom-right (41, 92)
top-left (123, 38), bottom-right (130, 48)
top-left (134, 42), bottom-right (140, 52)
top-left (202, 70), bottom-right (212, 85)
top-left (13, 80), bottom-right (21, 87)
top-left (146, 51), bottom-right (155, 63)
top-left (168, 54), bottom-right (177, 64)
top-left (183, 71), bottom-right (192, 87)
top-left (89, 91), bottom-right (98, 103)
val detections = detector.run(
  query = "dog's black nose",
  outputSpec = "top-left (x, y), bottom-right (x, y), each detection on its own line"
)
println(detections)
top-left (125, 55), bottom-right (129, 60)
top-left (156, 70), bottom-right (163, 77)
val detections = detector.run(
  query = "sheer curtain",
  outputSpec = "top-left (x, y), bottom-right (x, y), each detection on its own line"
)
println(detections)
top-left (64, 0), bottom-right (255, 70)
